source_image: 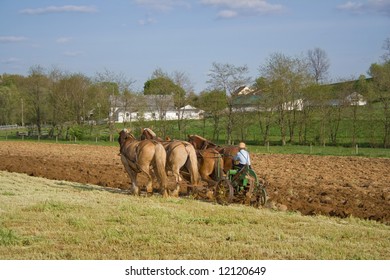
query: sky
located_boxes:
[0,0,389,93]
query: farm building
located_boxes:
[110,95,204,123]
[345,92,367,106]
[231,79,368,112]
[310,91,368,107]
[232,89,304,112]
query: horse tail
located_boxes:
[154,142,167,190]
[213,150,224,180]
[184,144,201,186]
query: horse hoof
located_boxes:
[170,189,180,198]
[131,188,140,196]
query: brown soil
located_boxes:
[1,141,389,224]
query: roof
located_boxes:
[180,105,202,111]
[231,95,265,107]
[111,94,175,112]
[232,85,252,96]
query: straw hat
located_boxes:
[239,142,246,149]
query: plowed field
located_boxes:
[1,141,389,224]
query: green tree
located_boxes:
[47,68,70,137]
[144,76,185,106]
[172,71,193,138]
[369,62,390,147]
[0,75,22,125]
[206,62,251,144]
[259,53,311,145]
[350,75,369,146]
[307,47,330,84]
[299,83,318,144]
[143,70,188,138]
[95,69,135,141]
[63,74,92,124]
[197,90,227,141]
[252,77,276,145]
[23,66,50,135]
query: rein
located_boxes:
[197,150,222,159]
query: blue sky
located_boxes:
[1,0,389,92]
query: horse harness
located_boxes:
[165,141,191,159]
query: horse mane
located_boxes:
[119,129,136,144]
[191,134,207,141]
[144,128,156,138]
[190,134,218,149]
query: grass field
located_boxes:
[1,111,389,158]
[1,171,389,260]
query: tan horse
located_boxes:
[187,134,239,173]
[194,148,224,185]
[141,128,201,194]
[118,129,168,197]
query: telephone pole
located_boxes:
[21,98,24,127]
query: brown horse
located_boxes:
[195,148,224,185]
[187,134,239,173]
[118,129,168,197]
[141,128,201,194]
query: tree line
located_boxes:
[1,42,389,147]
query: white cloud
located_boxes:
[0,36,27,43]
[201,0,285,18]
[63,51,83,57]
[56,37,72,44]
[134,0,191,12]
[217,10,238,18]
[19,5,97,15]
[1,57,21,64]
[338,1,364,11]
[138,16,157,25]
[338,0,390,16]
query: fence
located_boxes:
[0,124,21,130]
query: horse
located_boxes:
[140,127,163,141]
[187,134,240,173]
[194,148,224,186]
[141,128,201,194]
[118,129,168,197]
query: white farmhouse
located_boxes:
[110,95,203,123]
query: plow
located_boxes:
[214,164,268,207]
[190,163,268,208]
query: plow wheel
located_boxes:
[214,178,234,205]
[251,186,267,208]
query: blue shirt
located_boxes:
[234,149,251,166]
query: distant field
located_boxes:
[1,171,389,260]
[0,136,389,158]
[1,108,389,157]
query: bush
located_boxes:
[68,125,85,140]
